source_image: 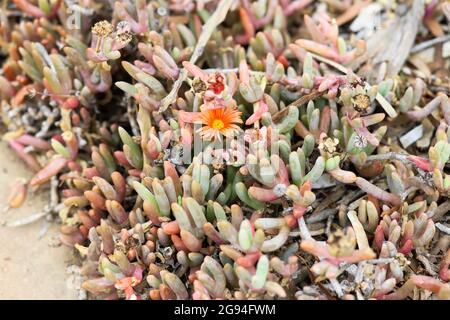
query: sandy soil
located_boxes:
[0,141,78,299]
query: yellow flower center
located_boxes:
[212,119,225,130]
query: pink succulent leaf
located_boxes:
[134,61,156,75]
[114,2,146,34]
[355,126,379,147]
[9,140,41,172]
[13,0,46,18]
[277,158,290,185]
[355,177,402,206]
[300,239,376,265]
[135,0,149,33]
[440,249,450,282]
[248,186,280,201]
[178,110,201,125]
[283,0,314,16]
[374,225,385,252]
[245,100,269,125]
[161,131,172,150]
[202,93,227,110]
[407,155,432,172]
[86,48,108,63]
[304,15,327,44]
[239,60,250,84]
[181,127,193,146]
[147,140,160,160]
[293,203,307,218]
[183,61,209,82]
[347,114,379,146]
[327,85,339,99]
[295,39,339,61]
[30,156,69,186]
[398,239,413,255]
[114,264,143,298]
[317,76,337,92]
[15,134,51,150]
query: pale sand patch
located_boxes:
[0,141,77,299]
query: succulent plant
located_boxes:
[1,0,449,301]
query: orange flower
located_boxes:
[196,107,243,140]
